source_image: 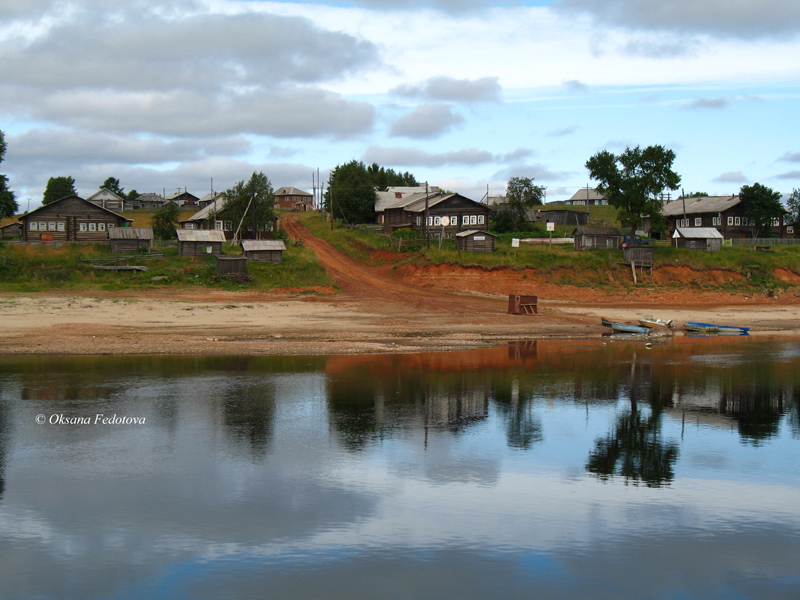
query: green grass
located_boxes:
[0,239,332,293]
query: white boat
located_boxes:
[638,316,674,329]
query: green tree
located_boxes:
[126,189,139,203]
[43,176,77,205]
[325,160,377,224]
[225,172,276,238]
[505,176,545,231]
[151,202,180,240]
[0,130,18,219]
[366,163,418,190]
[785,188,800,227]
[585,145,681,240]
[740,182,784,238]
[101,177,124,196]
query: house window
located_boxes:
[416,216,421,226]
[772,217,780,226]
[215,221,224,230]
[225,221,233,231]
[57,222,65,232]
[99,223,106,231]
[427,216,433,226]
[89,223,97,231]
[694,217,702,227]
[434,216,441,226]
[478,215,484,225]
[735,217,740,226]
[79,223,88,231]
[462,215,469,225]
[108,224,115,229]
[470,215,477,225]
[788,226,794,234]
[47,222,56,231]
[728,216,733,226]
[29,222,38,231]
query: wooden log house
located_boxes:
[20,195,132,243]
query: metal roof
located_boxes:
[108,227,153,240]
[241,240,287,251]
[455,229,494,238]
[274,186,312,197]
[184,198,227,222]
[662,195,740,216]
[175,229,227,242]
[674,227,723,239]
[20,195,132,222]
[573,226,620,236]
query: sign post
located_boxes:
[546,222,555,249]
[512,237,520,258]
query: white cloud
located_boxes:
[390,76,501,103]
[389,104,464,139]
[363,145,493,166]
[713,171,749,183]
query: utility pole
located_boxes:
[424,182,430,248]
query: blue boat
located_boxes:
[684,322,750,334]
[601,318,650,334]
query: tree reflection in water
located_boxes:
[586,352,680,488]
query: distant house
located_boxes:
[375,186,438,225]
[131,193,167,210]
[167,191,200,207]
[662,195,793,239]
[20,195,132,243]
[455,230,496,252]
[198,192,226,209]
[274,187,313,211]
[109,227,153,253]
[179,196,278,240]
[241,239,287,262]
[175,229,226,256]
[572,226,621,250]
[566,188,608,206]
[672,227,723,252]
[86,188,126,211]
[383,192,492,237]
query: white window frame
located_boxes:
[478,215,485,225]
[98,222,106,231]
[89,222,97,231]
[727,216,734,226]
[462,215,469,225]
[434,216,441,226]
[788,226,794,234]
[57,222,65,232]
[79,223,88,232]
[29,222,38,231]
[470,215,477,225]
[215,220,224,230]
[694,217,702,227]
[47,222,56,231]
[107,223,115,229]
[735,217,740,226]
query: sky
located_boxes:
[1,0,800,210]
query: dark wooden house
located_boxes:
[20,195,132,243]
[241,239,287,262]
[109,227,153,252]
[455,230,496,252]
[572,226,621,250]
[0,221,23,238]
[175,229,226,256]
[672,227,723,251]
[529,208,589,227]
[180,197,278,240]
[383,192,492,238]
[663,195,794,239]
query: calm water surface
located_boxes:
[0,337,799,599]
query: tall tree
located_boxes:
[101,177,124,196]
[151,202,180,240]
[0,130,18,219]
[585,145,681,240]
[366,163,418,190]
[739,182,784,238]
[225,172,276,238]
[43,176,77,205]
[325,160,377,224]
[505,176,545,231]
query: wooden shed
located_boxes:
[175,229,226,256]
[672,227,723,252]
[455,229,496,252]
[20,195,132,243]
[572,226,621,250]
[108,227,153,252]
[241,239,287,262]
[216,255,248,275]
[0,221,22,238]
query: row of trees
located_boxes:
[0,131,18,220]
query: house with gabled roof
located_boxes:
[274,187,313,211]
[376,186,439,225]
[382,191,492,238]
[179,196,279,240]
[566,188,608,206]
[20,195,132,243]
[662,195,793,239]
[87,188,126,211]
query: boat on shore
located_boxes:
[684,322,750,334]
[638,316,674,329]
[601,318,651,334]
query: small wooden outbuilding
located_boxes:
[0,221,22,238]
[455,229,496,252]
[241,239,287,262]
[175,229,226,256]
[216,255,248,275]
[108,227,153,252]
[672,227,723,252]
[572,226,621,250]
